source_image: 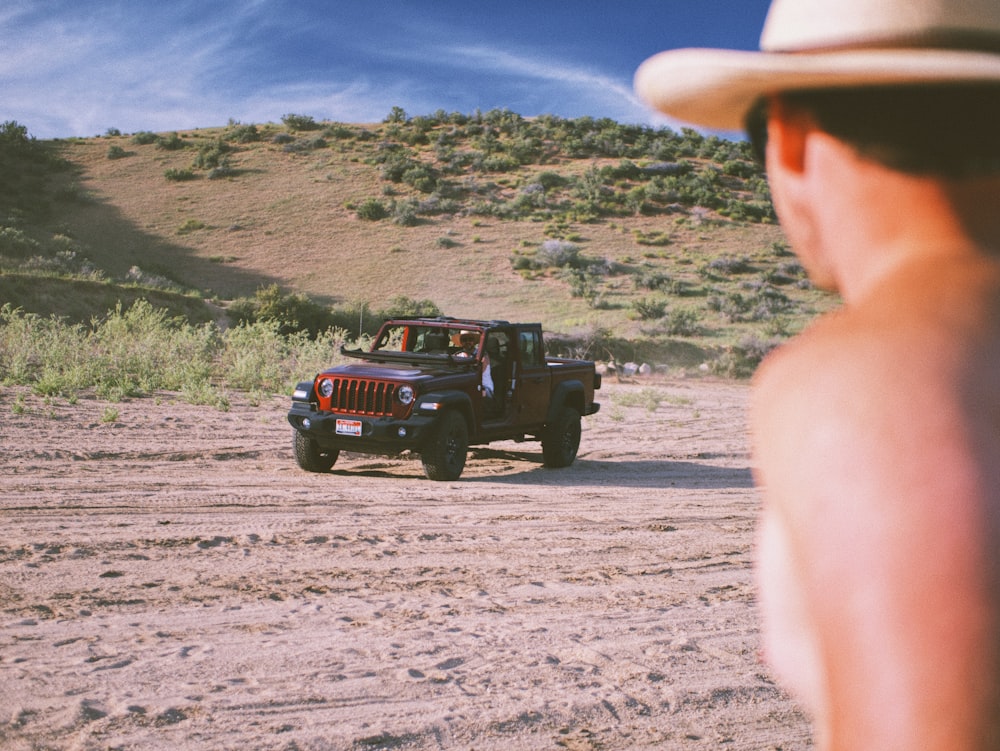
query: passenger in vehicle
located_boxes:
[456,330,495,402]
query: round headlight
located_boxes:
[397,385,415,405]
[318,378,334,398]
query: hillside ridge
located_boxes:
[0,111,836,371]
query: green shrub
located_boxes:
[220,319,297,392]
[721,159,757,178]
[576,272,606,307]
[633,230,672,246]
[392,200,419,226]
[379,295,441,318]
[0,121,31,153]
[107,145,129,160]
[131,131,158,145]
[225,123,260,143]
[710,335,781,378]
[324,124,356,140]
[663,307,702,336]
[631,297,668,320]
[0,301,370,403]
[384,106,407,124]
[0,301,218,400]
[635,270,672,291]
[510,253,534,271]
[176,218,205,234]
[401,164,437,193]
[208,165,236,180]
[193,139,232,169]
[229,284,334,337]
[719,199,775,222]
[476,153,520,172]
[281,113,320,132]
[536,171,567,190]
[0,226,41,257]
[164,168,196,181]
[356,198,389,221]
[700,255,754,278]
[770,240,793,257]
[614,387,667,412]
[156,132,186,151]
[282,136,326,153]
[707,284,794,323]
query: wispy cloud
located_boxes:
[0,0,673,138]
[1,2,270,135]
[444,44,648,118]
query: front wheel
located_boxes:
[293,431,339,472]
[421,411,468,481]
[541,406,581,468]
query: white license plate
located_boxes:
[335,419,363,437]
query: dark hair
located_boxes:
[747,84,1000,177]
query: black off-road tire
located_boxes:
[421,411,468,481]
[293,431,339,472]
[541,406,581,468]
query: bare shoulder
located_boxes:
[751,309,883,444]
[755,256,1000,429]
[751,254,1000,517]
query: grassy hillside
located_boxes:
[0,111,838,375]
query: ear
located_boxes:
[763,96,837,289]
[766,96,812,175]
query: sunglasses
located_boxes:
[745,98,769,166]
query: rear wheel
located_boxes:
[421,411,468,481]
[541,406,581,468]
[293,431,339,472]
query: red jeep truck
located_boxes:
[287,317,601,480]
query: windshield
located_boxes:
[372,325,482,356]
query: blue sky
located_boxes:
[2,1,772,140]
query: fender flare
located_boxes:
[415,390,475,431]
[291,381,317,403]
[546,379,585,423]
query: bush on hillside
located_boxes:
[225,123,260,143]
[228,284,334,338]
[0,121,30,149]
[711,335,781,379]
[281,114,321,132]
[164,168,196,182]
[156,132,186,151]
[630,297,668,321]
[193,140,232,169]
[355,198,389,221]
[662,307,702,336]
[0,226,42,257]
[380,295,442,319]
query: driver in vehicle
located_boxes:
[455,330,479,357]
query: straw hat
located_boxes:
[634,0,1000,131]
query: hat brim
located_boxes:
[635,47,1000,131]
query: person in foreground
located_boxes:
[635,0,1000,748]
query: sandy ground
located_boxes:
[0,379,812,750]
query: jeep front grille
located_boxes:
[323,378,396,416]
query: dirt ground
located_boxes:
[0,379,812,750]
